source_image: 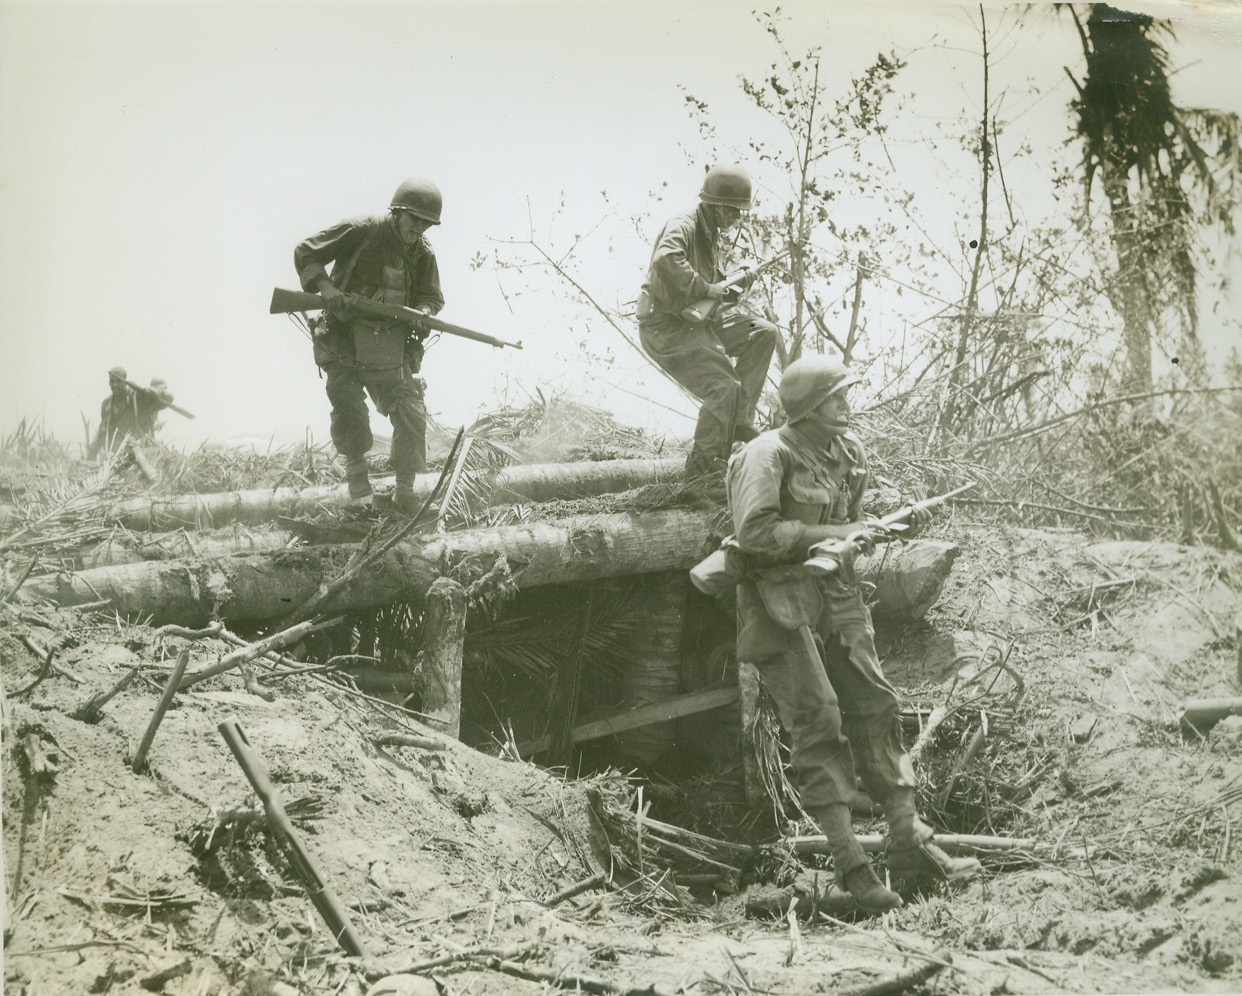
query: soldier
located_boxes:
[294,178,446,514]
[727,355,982,911]
[134,378,176,439]
[637,165,778,497]
[88,366,138,458]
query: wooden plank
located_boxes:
[517,684,740,757]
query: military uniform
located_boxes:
[638,203,776,480]
[295,213,444,482]
[723,355,983,908]
[727,423,916,814]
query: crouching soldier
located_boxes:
[295,178,446,513]
[727,355,982,910]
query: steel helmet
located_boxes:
[108,366,127,381]
[390,178,442,225]
[779,355,861,422]
[699,165,752,209]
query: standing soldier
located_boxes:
[295,178,446,513]
[727,355,982,911]
[636,165,778,498]
[88,366,138,458]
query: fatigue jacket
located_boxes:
[295,214,444,320]
[638,204,724,319]
[727,423,869,566]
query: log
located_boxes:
[25,519,959,630]
[420,578,466,739]
[104,456,685,531]
[76,525,296,569]
[617,572,686,763]
[1179,697,1242,735]
[25,508,718,624]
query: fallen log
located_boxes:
[77,525,297,569]
[105,456,685,531]
[1179,697,1242,736]
[25,508,719,624]
[25,516,959,628]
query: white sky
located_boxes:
[2,1,1240,452]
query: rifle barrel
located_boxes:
[269,287,522,350]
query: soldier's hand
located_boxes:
[317,281,349,316]
[409,308,432,337]
[737,264,756,291]
[843,526,877,557]
[705,281,730,300]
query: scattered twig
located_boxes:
[1,557,38,604]
[545,872,607,908]
[71,666,141,722]
[132,648,191,773]
[11,642,58,699]
[178,616,343,689]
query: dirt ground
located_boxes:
[2,520,1240,995]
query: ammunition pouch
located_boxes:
[752,566,823,633]
[689,537,749,596]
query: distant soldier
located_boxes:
[134,378,176,439]
[636,165,778,497]
[89,366,137,458]
[88,368,177,459]
[294,178,446,514]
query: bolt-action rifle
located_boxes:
[217,720,368,958]
[681,248,793,324]
[269,287,523,351]
[118,378,196,420]
[689,482,976,596]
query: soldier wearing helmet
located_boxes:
[294,178,446,513]
[726,355,982,911]
[88,367,176,458]
[636,165,777,495]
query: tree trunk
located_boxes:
[616,572,687,763]
[25,508,720,624]
[104,456,685,531]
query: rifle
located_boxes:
[270,287,523,351]
[118,378,196,420]
[681,248,793,323]
[689,482,976,595]
[217,720,368,958]
[804,482,977,574]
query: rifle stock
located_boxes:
[217,720,368,958]
[270,287,522,350]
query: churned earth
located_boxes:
[2,519,1240,995]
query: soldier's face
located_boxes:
[109,377,127,397]
[807,390,851,435]
[712,205,743,229]
[394,211,432,245]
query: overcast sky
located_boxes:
[2,1,1240,452]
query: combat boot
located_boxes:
[836,861,904,913]
[345,457,372,504]
[391,475,420,517]
[886,839,982,889]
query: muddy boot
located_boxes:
[837,860,904,913]
[392,475,420,517]
[345,456,372,505]
[886,839,982,889]
[813,803,904,912]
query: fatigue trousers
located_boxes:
[316,324,427,479]
[737,579,916,811]
[639,312,777,478]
